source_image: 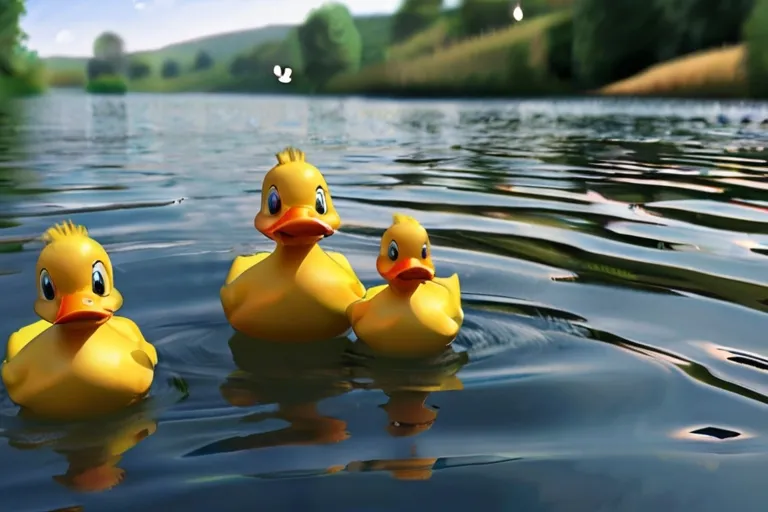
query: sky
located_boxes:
[21,0,456,57]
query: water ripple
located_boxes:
[1,93,768,510]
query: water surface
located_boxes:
[1,91,768,511]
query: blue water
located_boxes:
[0,91,768,511]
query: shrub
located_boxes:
[193,50,213,71]
[161,59,180,79]
[86,75,127,94]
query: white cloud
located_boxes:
[133,2,146,10]
[54,29,74,45]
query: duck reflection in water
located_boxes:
[192,333,353,456]
[345,346,467,480]
[6,410,156,493]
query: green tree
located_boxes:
[572,0,662,88]
[745,0,768,98]
[655,0,755,61]
[459,0,514,36]
[297,3,362,88]
[391,0,443,43]
[93,32,125,74]
[0,0,26,76]
[161,59,180,78]
[193,49,213,71]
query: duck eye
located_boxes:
[315,187,327,214]
[92,261,109,296]
[39,269,55,301]
[266,186,281,215]
[421,243,428,259]
[387,240,399,261]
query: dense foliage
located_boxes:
[573,0,757,88]
[744,0,768,97]
[297,3,362,87]
[391,0,442,43]
[572,0,662,88]
[656,0,755,61]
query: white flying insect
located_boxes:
[512,3,524,21]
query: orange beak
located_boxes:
[382,258,435,282]
[261,207,334,242]
[55,293,112,325]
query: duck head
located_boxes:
[254,147,341,247]
[376,213,435,292]
[34,221,122,327]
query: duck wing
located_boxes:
[326,251,366,298]
[433,274,464,325]
[225,252,270,285]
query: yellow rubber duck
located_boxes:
[220,147,365,342]
[347,213,464,358]
[2,221,158,421]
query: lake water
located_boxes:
[1,91,768,512]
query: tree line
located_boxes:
[81,0,768,97]
[86,31,216,87]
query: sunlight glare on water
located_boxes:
[0,91,768,511]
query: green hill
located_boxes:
[43,24,292,86]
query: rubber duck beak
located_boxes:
[382,258,435,283]
[262,206,334,243]
[55,292,113,325]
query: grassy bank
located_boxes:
[326,11,574,97]
[599,45,748,98]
